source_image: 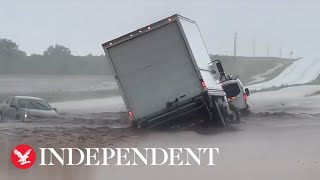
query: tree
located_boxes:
[30,53,41,57]
[43,44,72,56]
[0,38,26,57]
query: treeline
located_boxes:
[0,38,111,75]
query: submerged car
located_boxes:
[0,96,59,121]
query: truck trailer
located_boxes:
[102,14,233,128]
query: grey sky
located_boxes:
[1,0,319,58]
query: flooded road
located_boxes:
[50,96,125,114]
[1,85,320,179]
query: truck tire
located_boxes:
[130,120,139,128]
[241,108,251,116]
[0,111,3,121]
[229,103,240,122]
[213,101,226,126]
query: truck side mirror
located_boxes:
[216,61,225,75]
[245,88,250,96]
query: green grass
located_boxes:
[0,55,298,102]
[210,55,296,85]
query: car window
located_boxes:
[18,99,52,110]
[12,98,17,106]
[5,98,13,105]
[223,83,241,97]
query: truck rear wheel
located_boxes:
[213,101,226,126]
[0,112,3,121]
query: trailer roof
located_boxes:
[102,14,196,48]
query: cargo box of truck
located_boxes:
[102,14,232,128]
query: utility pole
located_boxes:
[233,33,238,58]
[279,48,282,58]
[267,41,270,57]
[253,37,256,57]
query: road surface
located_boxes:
[0,85,320,180]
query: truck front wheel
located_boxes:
[241,107,251,116]
[130,120,139,128]
[228,103,240,122]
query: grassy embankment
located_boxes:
[0,55,296,102]
[211,55,296,85]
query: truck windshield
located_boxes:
[223,83,241,97]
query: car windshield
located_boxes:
[18,99,52,110]
[223,83,241,97]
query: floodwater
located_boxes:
[1,77,320,179]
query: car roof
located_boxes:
[12,96,45,101]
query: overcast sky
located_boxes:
[1,0,319,58]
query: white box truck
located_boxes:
[102,14,233,128]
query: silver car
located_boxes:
[0,96,59,121]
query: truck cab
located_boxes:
[210,60,251,115]
[221,76,251,115]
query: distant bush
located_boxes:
[43,44,72,56]
[0,39,112,75]
[0,38,26,57]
